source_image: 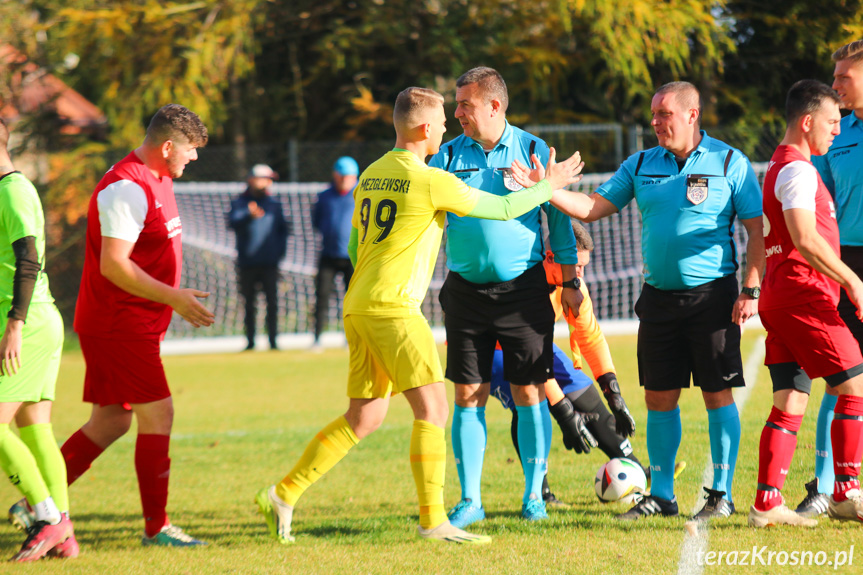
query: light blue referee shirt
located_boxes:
[429,121,578,284]
[812,112,863,246]
[596,131,762,291]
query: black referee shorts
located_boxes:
[635,274,744,392]
[839,246,863,355]
[440,262,554,386]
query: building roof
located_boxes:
[0,44,106,136]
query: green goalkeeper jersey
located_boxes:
[0,172,53,304]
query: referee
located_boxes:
[543,81,764,521]
[430,67,582,527]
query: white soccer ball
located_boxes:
[594,458,647,504]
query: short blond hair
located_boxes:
[393,87,444,132]
[833,40,863,64]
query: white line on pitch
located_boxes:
[676,335,766,575]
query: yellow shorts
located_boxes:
[0,302,64,403]
[345,314,443,399]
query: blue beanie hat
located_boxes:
[333,156,359,176]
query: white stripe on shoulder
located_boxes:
[775,160,817,212]
[97,179,148,242]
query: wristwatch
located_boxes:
[561,278,581,290]
[741,286,760,299]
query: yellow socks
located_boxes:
[276,416,358,506]
[274,415,447,530]
[0,423,50,508]
[410,420,447,529]
[19,423,69,513]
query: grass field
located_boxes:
[0,330,859,574]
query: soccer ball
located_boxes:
[594,458,647,504]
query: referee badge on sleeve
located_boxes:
[686,176,708,205]
[500,168,524,191]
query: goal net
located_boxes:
[167,163,767,349]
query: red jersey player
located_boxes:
[64,105,213,546]
[749,80,863,527]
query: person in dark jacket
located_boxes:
[310,157,357,350]
[228,164,290,350]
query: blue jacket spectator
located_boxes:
[227,164,290,350]
[313,164,355,259]
[310,156,358,349]
[229,179,290,267]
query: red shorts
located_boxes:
[761,300,863,380]
[79,334,171,406]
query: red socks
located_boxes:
[754,407,802,512]
[136,434,171,538]
[61,429,105,485]
[832,395,863,502]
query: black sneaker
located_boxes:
[615,495,678,521]
[692,487,735,520]
[795,479,829,518]
[543,491,571,509]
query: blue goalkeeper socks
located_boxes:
[815,393,837,495]
[707,403,740,502]
[647,407,681,502]
[451,405,486,506]
[516,400,551,505]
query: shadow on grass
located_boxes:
[0,512,143,554]
[297,524,367,538]
[54,511,266,548]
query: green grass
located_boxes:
[0,330,859,573]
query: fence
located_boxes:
[163,162,767,340]
[178,122,783,183]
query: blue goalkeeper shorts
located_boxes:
[490,343,593,410]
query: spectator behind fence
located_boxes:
[310,156,358,351]
[228,164,290,351]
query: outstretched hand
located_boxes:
[511,148,584,191]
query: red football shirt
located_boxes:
[760,145,841,311]
[74,152,183,339]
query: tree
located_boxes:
[251,0,732,143]
[0,1,268,320]
[46,0,263,148]
[712,1,863,160]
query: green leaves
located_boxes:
[46,0,262,147]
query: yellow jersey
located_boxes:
[344,150,480,317]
